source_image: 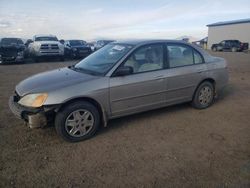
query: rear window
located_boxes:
[35,37,58,41]
[69,40,86,46]
[1,38,24,45]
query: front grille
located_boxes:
[40,44,59,50]
[40,44,49,50]
[1,50,18,57]
[51,44,59,49]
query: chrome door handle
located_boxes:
[154,75,164,79]
[197,69,205,73]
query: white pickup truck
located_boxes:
[28,35,64,62]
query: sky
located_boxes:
[0,0,250,41]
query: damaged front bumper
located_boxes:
[9,95,56,128]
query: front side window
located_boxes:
[167,44,203,68]
[75,43,134,75]
[123,44,164,73]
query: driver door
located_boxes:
[109,44,167,118]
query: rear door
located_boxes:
[164,43,206,105]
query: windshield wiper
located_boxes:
[68,65,101,76]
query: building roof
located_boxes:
[207,18,250,27]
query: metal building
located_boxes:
[207,18,250,49]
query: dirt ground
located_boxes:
[0,52,250,188]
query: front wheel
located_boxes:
[59,56,65,61]
[55,101,100,142]
[192,81,214,109]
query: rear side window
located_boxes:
[166,44,203,68]
[194,50,203,64]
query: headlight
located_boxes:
[18,93,48,107]
[17,51,24,56]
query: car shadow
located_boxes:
[97,102,191,135]
[98,85,235,136]
[214,83,236,103]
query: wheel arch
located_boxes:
[57,97,108,127]
[193,78,216,99]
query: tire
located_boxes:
[59,56,65,62]
[34,57,40,62]
[231,47,237,52]
[55,101,100,142]
[212,47,217,52]
[192,81,214,109]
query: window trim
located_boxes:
[165,42,205,69]
[111,43,166,77]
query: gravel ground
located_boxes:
[0,52,250,188]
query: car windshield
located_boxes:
[35,37,58,41]
[1,38,24,45]
[69,40,86,46]
[74,43,134,75]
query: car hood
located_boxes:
[0,44,25,50]
[16,67,98,96]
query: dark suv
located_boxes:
[0,38,25,64]
[211,40,249,52]
[64,40,92,59]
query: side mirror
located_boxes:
[59,39,65,44]
[114,66,133,76]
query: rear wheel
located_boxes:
[34,57,40,62]
[55,101,100,142]
[212,47,217,52]
[231,47,237,52]
[192,81,214,109]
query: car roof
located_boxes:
[34,34,57,38]
[113,39,212,61]
[1,37,22,40]
[113,39,191,46]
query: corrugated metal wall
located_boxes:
[207,23,250,49]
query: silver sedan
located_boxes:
[9,40,228,142]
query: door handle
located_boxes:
[154,75,164,79]
[197,69,205,73]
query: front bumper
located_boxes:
[0,56,24,63]
[36,50,64,57]
[9,95,49,128]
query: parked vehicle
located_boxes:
[64,40,92,59]
[28,35,64,62]
[9,40,228,142]
[0,38,25,64]
[211,40,249,52]
[93,40,115,51]
[86,42,95,52]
